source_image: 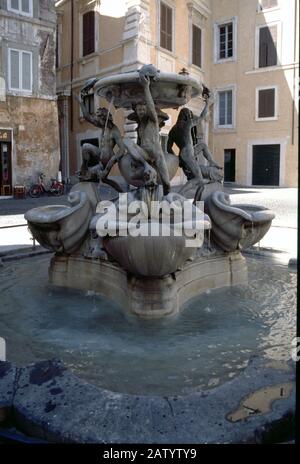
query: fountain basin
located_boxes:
[25,191,93,255]
[0,254,296,442]
[95,70,201,109]
[205,191,275,252]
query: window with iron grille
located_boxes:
[83,11,95,57]
[160,2,173,51]
[192,25,202,68]
[218,22,233,60]
[257,88,276,118]
[259,25,277,67]
[218,90,233,126]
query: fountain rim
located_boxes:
[95,70,202,109]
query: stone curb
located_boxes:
[0,357,295,444]
[0,248,51,262]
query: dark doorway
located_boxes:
[0,135,12,194]
[224,148,236,182]
[252,144,280,186]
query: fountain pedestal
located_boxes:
[49,251,247,318]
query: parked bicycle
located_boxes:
[29,173,64,198]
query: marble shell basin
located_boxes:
[118,152,179,187]
[205,191,275,252]
[103,232,196,277]
[25,191,93,254]
[101,213,211,277]
[95,71,201,109]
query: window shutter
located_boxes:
[83,11,95,57]
[259,26,277,67]
[192,25,201,67]
[160,3,172,51]
[166,5,172,51]
[22,52,31,90]
[10,50,20,89]
[258,88,275,118]
[160,3,166,49]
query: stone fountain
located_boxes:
[25,65,275,318]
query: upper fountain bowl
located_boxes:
[95,70,202,109]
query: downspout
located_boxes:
[70,0,74,132]
[291,0,297,145]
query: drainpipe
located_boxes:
[291,0,297,145]
[70,0,74,132]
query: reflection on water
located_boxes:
[0,254,296,396]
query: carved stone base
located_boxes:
[49,252,248,318]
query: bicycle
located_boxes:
[29,173,64,198]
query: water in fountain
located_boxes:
[0,254,296,396]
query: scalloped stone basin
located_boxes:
[95,70,202,109]
[205,191,275,252]
[25,191,93,255]
[103,233,195,277]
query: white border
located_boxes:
[0,127,15,190]
[213,16,237,64]
[8,48,33,94]
[79,9,99,59]
[157,0,176,53]
[255,85,278,121]
[246,138,286,186]
[214,84,236,130]
[7,0,33,17]
[255,21,282,69]
[190,22,204,70]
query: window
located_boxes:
[192,25,202,68]
[259,25,277,67]
[160,2,173,51]
[218,90,233,127]
[82,11,95,57]
[260,0,278,10]
[8,49,32,92]
[85,94,95,115]
[7,0,33,16]
[256,87,277,119]
[217,22,233,60]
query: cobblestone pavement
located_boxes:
[0,185,297,256]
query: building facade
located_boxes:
[0,0,60,195]
[56,0,298,187]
